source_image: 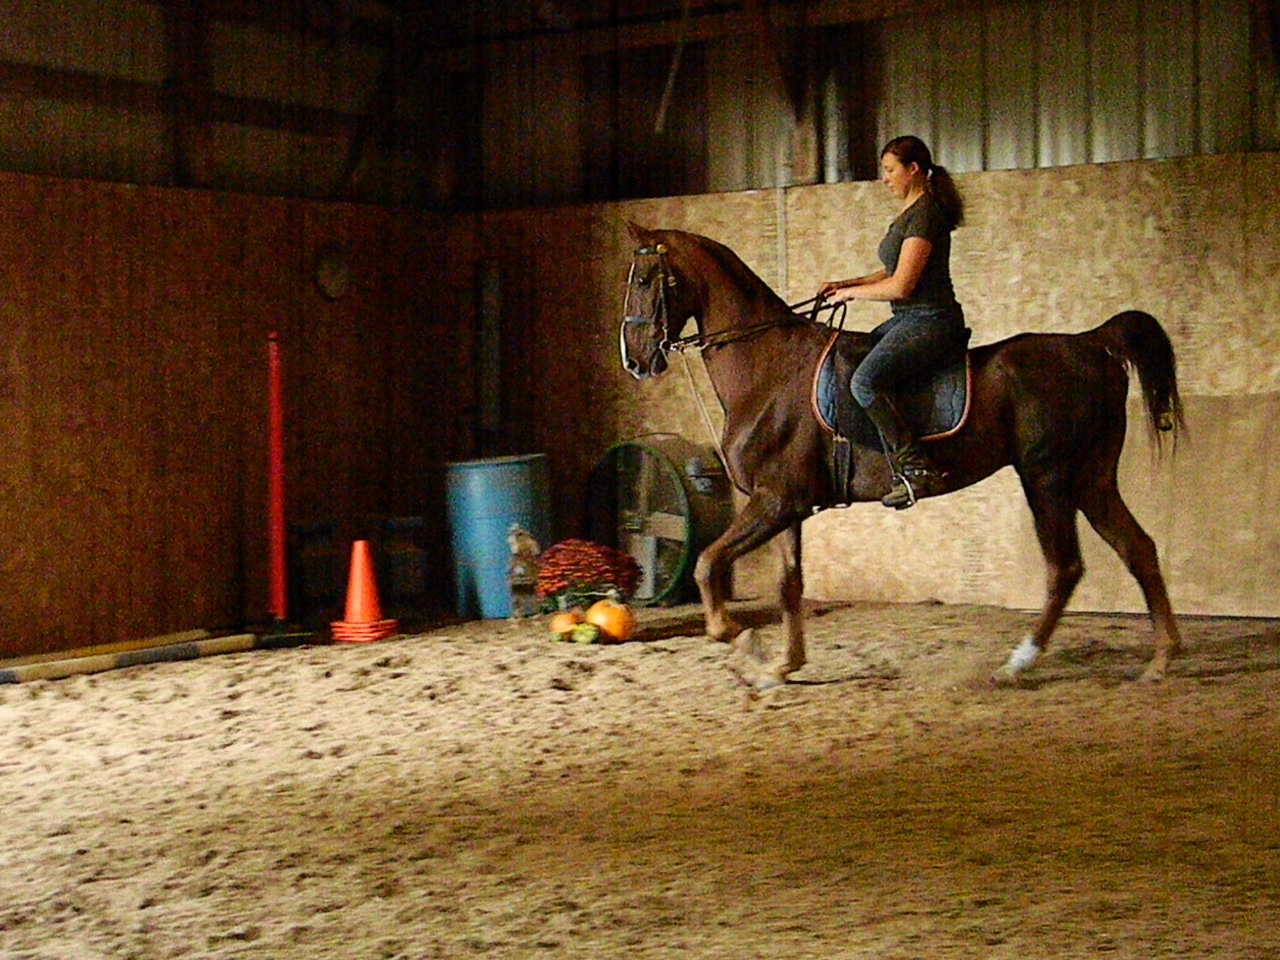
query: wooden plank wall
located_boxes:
[0,174,478,658]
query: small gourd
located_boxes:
[549,610,584,638]
[569,622,602,644]
[585,599,637,643]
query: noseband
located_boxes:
[620,243,677,375]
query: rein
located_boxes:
[669,298,847,352]
[623,243,849,362]
[664,315,809,353]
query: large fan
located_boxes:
[586,435,733,605]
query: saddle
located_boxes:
[810,329,972,504]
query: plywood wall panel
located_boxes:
[476,204,651,541]
[784,155,1280,616]
[145,192,245,634]
[27,180,100,651]
[549,153,1280,618]
[89,185,152,643]
[0,177,51,653]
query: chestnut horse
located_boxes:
[619,224,1185,688]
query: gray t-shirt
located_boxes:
[877,193,957,315]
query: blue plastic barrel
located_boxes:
[446,454,551,619]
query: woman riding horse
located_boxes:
[621,220,1184,688]
[818,135,966,510]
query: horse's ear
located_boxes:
[625,220,648,244]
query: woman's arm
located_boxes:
[817,268,886,300]
[823,237,931,304]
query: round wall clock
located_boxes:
[314,244,352,300]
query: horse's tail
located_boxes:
[1093,310,1186,450]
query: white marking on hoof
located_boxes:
[755,674,786,693]
[993,635,1039,682]
[1137,660,1169,683]
[1008,635,1040,672]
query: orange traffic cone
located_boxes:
[331,540,398,643]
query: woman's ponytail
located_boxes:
[926,164,964,230]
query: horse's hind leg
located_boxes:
[769,521,806,679]
[1081,481,1182,681]
[994,477,1083,683]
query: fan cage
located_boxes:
[585,434,733,606]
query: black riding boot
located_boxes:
[861,395,948,509]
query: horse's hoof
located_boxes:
[726,657,780,692]
[989,665,1026,688]
[732,628,769,663]
[754,674,787,693]
[1135,662,1168,683]
[709,620,744,645]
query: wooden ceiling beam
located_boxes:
[203,90,357,138]
[422,0,974,70]
[149,0,395,49]
[0,60,164,113]
[142,0,991,68]
[0,58,362,139]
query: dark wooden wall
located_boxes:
[0,173,479,658]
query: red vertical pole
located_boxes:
[268,331,287,622]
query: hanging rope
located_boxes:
[678,350,728,472]
[654,0,692,133]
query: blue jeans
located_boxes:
[850,305,967,409]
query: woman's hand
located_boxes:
[820,246,929,305]
[818,269,886,303]
[817,280,847,301]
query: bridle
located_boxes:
[620,241,851,377]
[620,243,678,377]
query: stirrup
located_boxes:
[882,465,946,510]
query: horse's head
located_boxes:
[619,224,697,380]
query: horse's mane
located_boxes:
[664,229,793,315]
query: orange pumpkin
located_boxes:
[549,610,584,636]
[585,599,637,643]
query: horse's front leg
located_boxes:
[695,487,799,679]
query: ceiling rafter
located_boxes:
[151,0,396,49]
[0,0,987,201]
[162,0,213,187]
[418,0,975,70]
[0,60,162,113]
[0,58,362,138]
